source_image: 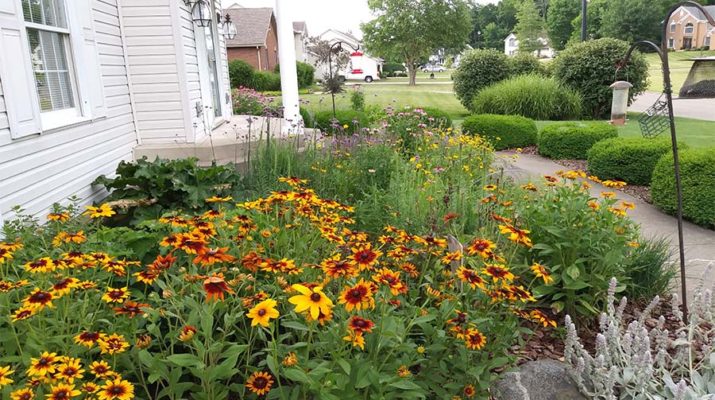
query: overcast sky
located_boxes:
[232,0,498,38]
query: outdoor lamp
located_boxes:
[223,14,237,40]
[191,0,212,27]
[609,81,633,126]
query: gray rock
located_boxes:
[492,360,586,400]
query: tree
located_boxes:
[599,0,666,43]
[468,0,521,50]
[546,0,579,50]
[516,0,547,55]
[362,0,471,86]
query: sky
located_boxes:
[232,0,498,38]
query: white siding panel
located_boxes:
[0,0,138,219]
[180,8,204,140]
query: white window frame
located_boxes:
[22,0,90,131]
[706,36,712,47]
[670,23,676,33]
[668,38,675,49]
[685,23,694,35]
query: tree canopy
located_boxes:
[362,0,472,85]
[515,0,547,54]
[546,0,580,50]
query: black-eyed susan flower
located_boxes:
[84,203,115,218]
[397,365,411,377]
[89,361,113,379]
[113,301,150,318]
[56,358,84,383]
[22,288,55,310]
[102,287,129,304]
[246,298,280,327]
[202,274,234,302]
[372,268,406,296]
[342,330,365,350]
[351,243,382,270]
[46,383,81,400]
[98,377,134,400]
[441,251,463,265]
[288,284,333,320]
[498,224,532,248]
[530,263,553,284]
[482,264,515,282]
[0,365,14,387]
[11,306,36,322]
[282,352,298,367]
[456,267,486,290]
[245,371,274,396]
[24,258,55,274]
[51,277,80,297]
[74,331,105,348]
[463,328,486,350]
[82,382,99,394]
[10,388,34,400]
[27,352,58,377]
[463,384,476,398]
[466,238,496,258]
[179,325,197,342]
[338,279,375,311]
[205,195,233,203]
[320,254,359,279]
[97,334,129,355]
[347,316,375,334]
[47,212,70,222]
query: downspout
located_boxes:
[116,0,141,146]
[257,46,262,70]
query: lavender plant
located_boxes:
[564,269,715,400]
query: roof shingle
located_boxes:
[226,7,274,48]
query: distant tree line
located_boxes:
[470,0,715,52]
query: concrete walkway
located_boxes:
[497,151,715,296]
[631,91,715,121]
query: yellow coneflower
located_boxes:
[338,279,375,311]
[97,377,134,400]
[282,352,298,367]
[46,383,81,400]
[27,352,58,377]
[245,371,274,396]
[83,203,116,218]
[530,263,553,284]
[10,388,34,400]
[97,334,129,355]
[246,298,280,328]
[89,361,113,379]
[288,284,333,320]
[0,365,14,387]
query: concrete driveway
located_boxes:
[631,91,715,121]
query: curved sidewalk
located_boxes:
[631,91,715,121]
[497,151,715,296]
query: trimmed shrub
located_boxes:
[229,59,254,89]
[383,62,406,77]
[462,114,537,150]
[587,137,681,186]
[471,74,582,120]
[275,62,315,89]
[538,122,617,159]
[508,53,547,76]
[651,148,715,228]
[419,107,452,128]
[452,49,511,109]
[314,109,370,134]
[552,38,648,119]
[299,107,315,128]
[251,71,282,92]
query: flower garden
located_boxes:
[0,109,680,399]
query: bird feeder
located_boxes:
[609,81,633,125]
[679,57,715,98]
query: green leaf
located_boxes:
[388,380,422,390]
[166,354,204,368]
[337,359,351,375]
[284,368,312,384]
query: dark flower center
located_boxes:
[310,293,322,302]
[257,309,266,316]
[254,377,268,389]
[109,386,125,395]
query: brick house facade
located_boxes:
[225,7,278,71]
[667,5,715,50]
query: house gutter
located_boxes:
[115,0,142,146]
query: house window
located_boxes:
[670,23,676,33]
[685,23,694,35]
[21,0,77,115]
[668,38,675,49]
[706,36,712,47]
[509,38,516,47]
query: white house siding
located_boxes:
[0,0,137,220]
[122,0,189,143]
[178,2,204,141]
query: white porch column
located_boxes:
[275,0,302,134]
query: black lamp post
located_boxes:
[617,1,715,322]
[327,41,359,119]
[581,0,588,41]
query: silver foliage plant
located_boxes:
[564,275,715,400]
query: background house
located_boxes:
[667,5,715,50]
[293,21,308,62]
[503,33,555,59]
[0,0,233,222]
[308,28,383,80]
[225,6,278,70]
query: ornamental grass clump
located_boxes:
[565,273,715,399]
[0,170,554,399]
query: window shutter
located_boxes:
[70,0,106,119]
[0,0,43,138]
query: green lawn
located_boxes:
[644,50,715,93]
[535,113,715,148]
[300,71,469,120]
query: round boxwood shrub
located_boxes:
[587,137,682,186]
[462,114,538,150]
[508,53,547,76]
[538,122,617,160]
[419,107,452,128]
[552,38,648,119]
[470,74,582,120]
[314,110,369,134]
[651,149,715,228]
[452,49,511,110]
[251,71,282,92]
[275,62,315,89]
[299,107,315,128]
[229,59,254,89]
